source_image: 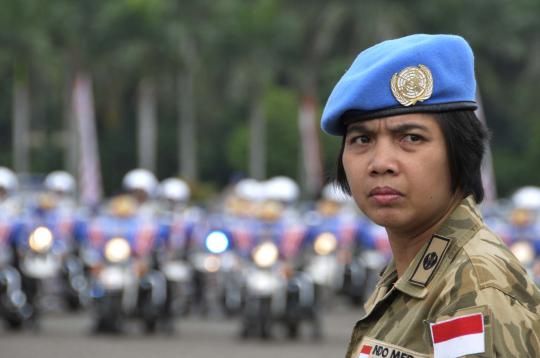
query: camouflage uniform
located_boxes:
[346,196,540,357]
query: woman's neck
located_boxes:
[387,195,462,278]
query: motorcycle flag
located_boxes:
[73,72,103,207]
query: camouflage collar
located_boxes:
[380,196,483,299]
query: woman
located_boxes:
[321,34,540,357]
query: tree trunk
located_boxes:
[177,69,197,181]
[249,94,266,180]
[64,73,79,180]
[293,4,343,196]
[137,77,157,173]
[12,68,30,174]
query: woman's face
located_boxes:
[342,113,454,236]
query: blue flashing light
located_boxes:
[205,231,230,254]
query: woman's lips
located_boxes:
[368,186,404,205]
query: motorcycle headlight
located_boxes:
[314,232,337,256]
[205,230,230,254]
[28,226,53,253]
[252,242,279,268]
[204,255,221,272]
[510,241,535,266]
[104,237,131,263]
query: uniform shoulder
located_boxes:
[462,228,523,285]
[459,227,540,311]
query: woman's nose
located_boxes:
[368,141,399,176]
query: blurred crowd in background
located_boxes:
[0,166,539,339]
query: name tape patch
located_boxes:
[355,336,429,358]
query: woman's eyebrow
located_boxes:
[386,122,430,134]
[346,121,429,135]
[346,123,372,135]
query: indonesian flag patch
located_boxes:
[430,313,485,358]
[357,344,372,358]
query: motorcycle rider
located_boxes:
[302,184,361,296]
[154,177,199,325]
[156,177,201,254]
[84,194,164,333]
[507,186,540,285]
[43,171,77,209]
[13,170,85,319]
[121,171,172,332]
[122,168,159,218]
[260,177,305,264]
[241,177,317,339]
[0,167,23,215]
[44,171,89,309]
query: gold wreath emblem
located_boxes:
[390,64,433,106]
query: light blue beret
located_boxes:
[321,34,477,135]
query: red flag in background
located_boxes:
[73,72,103,207]
[298,95,323,196]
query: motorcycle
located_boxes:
[84,200,167,333]
[17,195,88,314]
[0,216,31,329]
[303,231,341,299]
[87,235,138,333]
[240,220,321,340]
[241,240,286,339]
[15,224,64,326]
[155,248,192,327]
[0,265,31,329]
[342,222,388,306]
[188,222,243,317]
[302,200,386,307]
[288,231,342,339]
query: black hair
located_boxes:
[335,110,489,203]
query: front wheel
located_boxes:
[258,297,273,339]
[240,296,273,339]
[143,318,157,334]
[94,293,124,333]
[4,316,24,330]
[286,321,299,339]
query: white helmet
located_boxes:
[0,167,18,193]
[234,178,265,202]
[122,168,158,196]
[321,183,350,204]
[511,186,540,210]
[44,171,76,194]
[265,176,299,203]
[158,178,190,202]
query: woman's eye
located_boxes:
[403,134,422,142]
[351,135,370,144]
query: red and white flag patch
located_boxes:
[357,344,372,358]
[430,313,485,358]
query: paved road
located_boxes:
[0,303,360,358]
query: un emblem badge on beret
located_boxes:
[391,64,433,106]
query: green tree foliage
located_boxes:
[0,0,538,197]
